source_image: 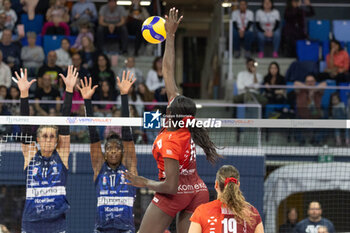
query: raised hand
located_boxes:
[117,71,135,95]
[123,170,148,188]
[164,7,183,36]
[59,65,79,93]
[77,76,98,100]
[13,68,36,98]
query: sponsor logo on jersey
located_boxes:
[104,206,124,212]
[34,198,55,204]
[33,167,38,176]
[97,196,134,207]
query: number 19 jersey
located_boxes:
[190,200,262,233]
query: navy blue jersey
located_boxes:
[22,150,69,222]
[95,163,136,232]
[293,218,335,233]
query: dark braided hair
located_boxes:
[168,95,221,164]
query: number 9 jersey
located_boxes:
[190,200,262,233]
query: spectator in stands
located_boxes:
[79,35,97,69]
[127,0,149,56]
[0,12,6,38]
[21,32,45,77]
[118,56,144,88]
[318,226,329,233]
[6,86,20,116]
[34,73,61,116]
[294,75,325,119]
[0,50,11,88]
[90,53,115,90]
[97,0,128,54]
[0,29,21,69]
[0,85,7,99]
[103,109,122,139]
[234,58,267,105]
[317,39,350,84]
[42,0,70,36]
[92,80,117,117]
[0,224,10,233]
[55,38,72,70]
[46,0,69,23]
[70,0,97,34]
[71,53,89,79]
[283,0,314,57]
[255,0,281,58]
[293,201,335,233]
[329,92,349,146]
[146,56,167,102]
[37,51,64,89]
[279,207,298,233]
[294,75,326,145]
[138,83,156,111]
[71,23,94,52]
[263,61,286,104]
[3,0,17,31]
[21,0,49,20]
[231,0,254,58]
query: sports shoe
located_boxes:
[273,51,279,58]
[258,52,264,58]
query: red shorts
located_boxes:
[152,176,209,217]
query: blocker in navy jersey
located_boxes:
[22,150,69,227]
[95,162,136,232]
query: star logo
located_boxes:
[143,110,162,129]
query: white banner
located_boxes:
[26,186,66,198]
[97,196,134,207]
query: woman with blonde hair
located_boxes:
[189,165,264,233]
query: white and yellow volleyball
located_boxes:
[141,16,166,44]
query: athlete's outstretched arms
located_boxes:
[77,76,101,181]
[116,71,138,175]
[15,68,37,169]
[124,157,179,194]
[57,65,78,169]
[163,7,183,101]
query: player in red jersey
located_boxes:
[124,7,221,233]
[189,165,264,233]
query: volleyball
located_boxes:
[141,16,166,44]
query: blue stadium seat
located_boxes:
[21,35,43,46]
[319,61,327,72]
[285,61,319,82]
[308,20,330,42]
[333,20,350,42]
[339,82,350,106]
[21,14,44,35]
[43,35,77,55]
[296,40,319,62]
[321,79,336,118]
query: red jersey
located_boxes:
[152,128,197,180]
[190,200,262,233]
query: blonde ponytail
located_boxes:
[216,165,257,226]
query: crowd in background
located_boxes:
[0,0,349,146]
